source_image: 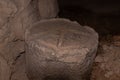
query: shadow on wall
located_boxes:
[58,0,120,14]
[58,0,120,35]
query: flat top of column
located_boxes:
[25,18,98,50]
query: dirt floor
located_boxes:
[59,6,120,80]
[91,35,120,80]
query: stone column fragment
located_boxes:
[25,18,99,80]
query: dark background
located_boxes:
[58,0,120,35]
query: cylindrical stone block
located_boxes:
[25,18,98,80]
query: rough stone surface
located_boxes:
[0,56,10,80]
[0,0,38,63]
[25,18,98,80]
[10,53,29,80]
[0,0,59,80]
[10,0,40,40]
[38,0,59,19]
[91,35,120,80]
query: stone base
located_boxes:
[25,18,99,80]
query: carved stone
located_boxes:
[25,18,99,80]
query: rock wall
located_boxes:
[0,0,59,80]
[91,35,120,80]
[38,0,59,19]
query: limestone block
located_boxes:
[25,18,98,80]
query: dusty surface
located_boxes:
[91,35,120,80]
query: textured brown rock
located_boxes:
[0,0,17,27]
[10,0,40,40]
[25,18,98,80]
[0,56,10,80]
[10,53,29,80]
[91,36,120,80]
[38,0,59,19]
[0,0,59,80]
[0,0,30,80]
[0,0,38,62]
[0,0,32,80]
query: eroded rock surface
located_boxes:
[0,56,10,80]
[38,0,59,19]
[0,0,59,80]
[91,35,120,80]
[25,18,98,80]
